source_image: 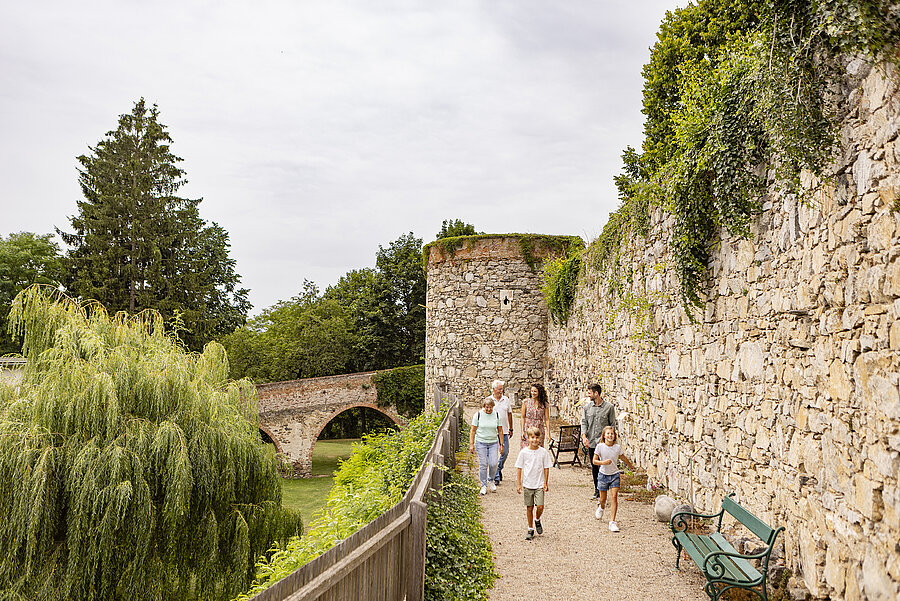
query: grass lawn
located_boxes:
[280,438,359,522]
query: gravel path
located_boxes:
[470,430,708,600]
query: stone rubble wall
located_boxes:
[257,371,403,476]
[546,62,900,600]
[425,237,558,407]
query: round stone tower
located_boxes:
[424,234,578,407]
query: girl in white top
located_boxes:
[592,426,635,532]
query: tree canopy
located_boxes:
[224,232,426,382]
[58,98,250,351]
[0,232,63,354]
[0,287,300,601]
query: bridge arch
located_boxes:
[256,371,410,476]
[258,425,283,454]
[307,403,404,471]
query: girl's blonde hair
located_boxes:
[600,426,617,445]
[525,426,541,438]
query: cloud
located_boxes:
[0,0,685,313]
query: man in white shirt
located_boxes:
[488,379,513,484]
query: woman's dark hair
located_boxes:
[531,383,548,408]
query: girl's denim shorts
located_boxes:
[597,472,621,491]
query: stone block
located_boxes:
[868,212,896,251]
[853,474,884,521]
[862,546,900,601]
[739,341,764,381]
[824,541,846,595]
[828,359,851,401]
[654,495,678,522]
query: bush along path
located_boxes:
[475,431,708,600]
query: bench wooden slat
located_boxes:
[677,533,745,582]
[674,532,761,584]
[723,496,775,543]
[710,533,762,582]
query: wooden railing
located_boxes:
[249,386,461,601]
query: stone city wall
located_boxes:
[546,62,900,600]
[425,236,571,407]
[257,371,403,476]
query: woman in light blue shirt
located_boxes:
[468,397,505,495]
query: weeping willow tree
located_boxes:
[0,286,302,601]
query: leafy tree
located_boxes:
[224,281,356,382]
[0,287,301,601]
[639,0,763,171]
[325,232,426,372]
[371,232,426,368]
[436,219,479,239]
[0,232,63,354]
[58,98,250,351]
[226,233,427,382]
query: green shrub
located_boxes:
[425,470,497,601]
[373,364,425,417]
[236,409,443,600]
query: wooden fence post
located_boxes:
[433,453,444,490]
[406,500,427,601]
[440,430,450,468]
[448,413,457,467]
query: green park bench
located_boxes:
[670,494,784,601]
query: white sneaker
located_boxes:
[594,504,604,520]
[609,521,620,532]
[488,481,497,493]
[480,486,487,495]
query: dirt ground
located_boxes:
[468,415,708,601]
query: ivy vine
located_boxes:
[541,243,585,324]
[590,0,900,318]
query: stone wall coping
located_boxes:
[256,370,380,393]
[424,233,582,266]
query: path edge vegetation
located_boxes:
[236,405,496,601]
[542,0,900,324]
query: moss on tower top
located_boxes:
[423,233,583,272]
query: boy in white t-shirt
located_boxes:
[515,426,553,540]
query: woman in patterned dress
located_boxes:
[519,383,550,449]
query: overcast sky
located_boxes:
[1,0,685,314]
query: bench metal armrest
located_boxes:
[702,549,767,580]
[670,508,724,533]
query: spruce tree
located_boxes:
[0,286,301,601]
[59,98,250,351]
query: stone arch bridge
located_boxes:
[256,371,406,477]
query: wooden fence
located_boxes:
[249,386,461,601]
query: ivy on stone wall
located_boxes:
[372,364,425,418]
[541,243,585,324]
[592,0,900,317]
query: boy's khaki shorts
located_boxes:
[523,487,544,507]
